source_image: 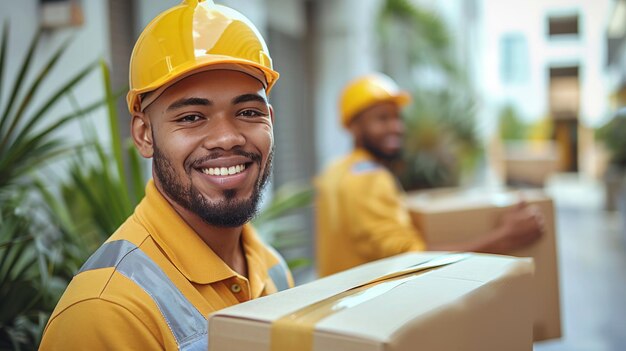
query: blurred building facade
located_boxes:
[476,0,613,179]
[607,0,626,109]
[408,0,614,182]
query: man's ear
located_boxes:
[269,104,275,124]
[131,112,154,158]
[347,119,361,139]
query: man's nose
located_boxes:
[391,117,405,134]
[202,116,246,151]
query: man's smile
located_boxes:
[192,154,259,190]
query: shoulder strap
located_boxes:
[80,240,207,351]
[265,245,291,292]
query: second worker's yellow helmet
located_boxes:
[339,73,411,127]
[126,0,279,113]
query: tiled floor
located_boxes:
[535,175,626,351]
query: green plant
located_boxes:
[253,182,314,271]
[377,1,482,190]
[0,194,47,350]
[378,0,457,77]
[498,104,528,140]
[394,89,482,190]
[46,62,144,240]
[597,109,626,168]
[0,21,101,349]
[0,28,101,193]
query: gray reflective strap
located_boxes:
[80,240,207,351]
[79,240,136,273]
[266,246,291,292]
[351,160,381,174]
[268,263,290,292]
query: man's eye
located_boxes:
[178,114,202,122]
[239,109,265,118]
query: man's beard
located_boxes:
[153,143,273,227]
[362,133,402,162]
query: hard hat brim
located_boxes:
[127,57,279,114]
[342,90,412,127]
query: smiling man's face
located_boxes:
[351,101,405,162]
[133,69,274,227]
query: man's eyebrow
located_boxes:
[167,97,211,111]
[232,94,267,105]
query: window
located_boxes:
[548,15,579,37]
[40,0,84,28]
[500,33,528,84]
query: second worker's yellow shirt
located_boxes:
[315,149,426,277]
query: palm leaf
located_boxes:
[0,30,41,136]
[0,98,105,187]
[0,21,9,106]
[0,23,102,350]
[253,183,314,225]
[0,36,74,152]
[100,61,133,209]
[8,59,99,151]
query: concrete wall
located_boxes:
[312,0,383,170]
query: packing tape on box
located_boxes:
[270,253,471,351]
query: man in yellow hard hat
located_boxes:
[40,1,292,349]
[316,73,543,277]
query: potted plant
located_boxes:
[497,105,557,187]
[596,107,626,211]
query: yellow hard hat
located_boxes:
[127,0,279,113]
[339,73,411,127]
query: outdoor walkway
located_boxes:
[536,174,626,351]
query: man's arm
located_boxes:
[428,201,544,253]
[343,170,426,261]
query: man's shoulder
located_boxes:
[49,238,155,319]
[45,237,177,346]
[41,264,170,349]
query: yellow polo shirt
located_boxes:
[315,149,426,277]
[40,180,293,350]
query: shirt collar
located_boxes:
[135,180,271,294]
[351,148,376,162]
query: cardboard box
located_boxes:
[405,188,561,341]
[208,252,534,351]
[502,140,558,186]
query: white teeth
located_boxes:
[201,164,247,176]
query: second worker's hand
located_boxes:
[492,201,545,252]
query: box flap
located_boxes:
[312,255,532,342]
[209,252,444,323]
